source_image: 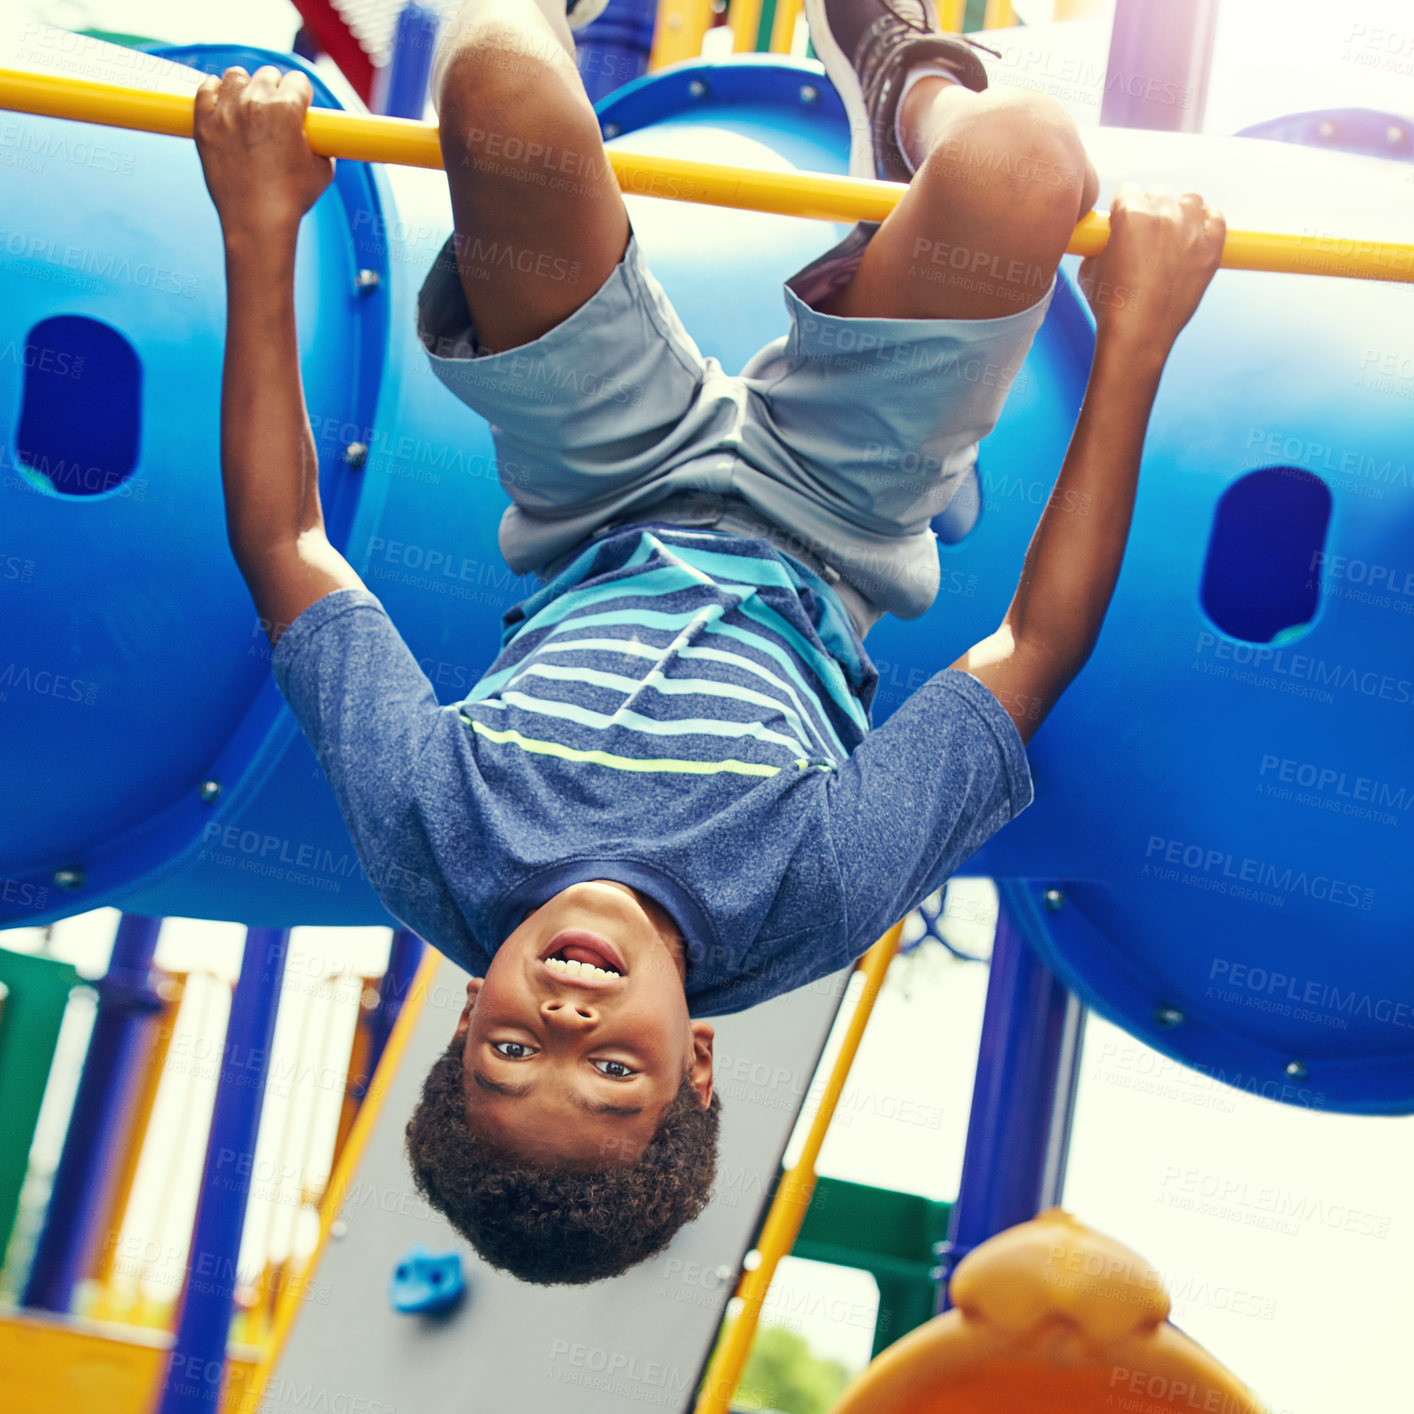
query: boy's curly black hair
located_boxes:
[405,1038,722,1285]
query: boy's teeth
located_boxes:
[545,955,619,979]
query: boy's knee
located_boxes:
[922,87,1090,213]
[975,87,1085,159]
[437,37,597,186]
[435,19,579,135]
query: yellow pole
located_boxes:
[0,66,443,166]
[3,67,1414,282]
[727,0,765,52]
[330,976,377,1168]
[650,0,716,69]
[87,977,185,1315]
[983,0,1016,28]
[769,0,804,54]
[693,921,906,1414]
[937,0,967,31]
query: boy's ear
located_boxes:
[688,1020,714,1109]
[453,977,484,1041]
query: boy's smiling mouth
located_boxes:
[540,930,626,984]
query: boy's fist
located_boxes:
[1077,184,1226,352]
[194,66,335,242]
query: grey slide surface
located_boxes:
[261,952,851,1414]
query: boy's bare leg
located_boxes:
[822,83,1100,322]
[433,0,629,353]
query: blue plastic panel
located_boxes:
[1236,107,1414,161]
[5,49,1414,1112]
[0,42,386,912]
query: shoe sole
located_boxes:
[804,0,941,181]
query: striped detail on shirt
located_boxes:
[460,717,786,777]
[459,529,868,775]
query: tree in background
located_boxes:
[734,1324,854,1414]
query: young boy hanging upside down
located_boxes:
[194,0,1224,1285]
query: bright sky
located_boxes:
[6,0,1414,1408]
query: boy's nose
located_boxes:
[541,997,597,1028]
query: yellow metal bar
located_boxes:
[88,976,185,1300]
[693,920,906,1414]
[769,0,804,54]
[650,0,716,69]
[0,66,442,166]
[937,0,967,31]
[2,66,1414,282]
[95,973,225,1331]
[223,947,443,1414]
[727,0,765,52]
[610,146,906,221]
[330,976,377,1169]
[982,0,1016,28]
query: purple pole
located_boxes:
[373,3,442,119]
[934,891,1084,1310]
[291,26,320,65]
[22,913,164,1313]
[156,928,289,1414]
[576,0,659,107]
[1099,0,1221,135]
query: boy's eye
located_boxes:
[593,1059,636,1079]
[491,1040,536,1060]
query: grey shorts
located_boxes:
[416,221,1053,637]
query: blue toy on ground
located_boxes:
[389,1246,466,1315]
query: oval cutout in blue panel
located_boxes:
[17,316,141,496]
[1200,466,1332,643]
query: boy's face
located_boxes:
[454,881,714,1165]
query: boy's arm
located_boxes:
[194,64,364,646]
[951,185,1226,744]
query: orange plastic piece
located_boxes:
[830,1209,1271,1414]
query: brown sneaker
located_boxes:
[804,0,994,181]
